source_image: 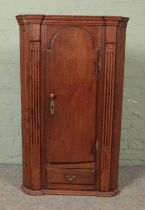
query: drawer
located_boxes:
[47,168,95,185]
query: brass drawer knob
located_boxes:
[64,174,76,181]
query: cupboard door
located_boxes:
[42,26,99,163]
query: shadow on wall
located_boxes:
[120,48,145,165]
[119,165,145,191]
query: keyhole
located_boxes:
[49,93,55,115]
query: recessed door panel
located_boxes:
[43,26,98,163]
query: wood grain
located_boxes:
[16,15,129,196]
[44,26,97,163]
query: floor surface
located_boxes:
[0,165,145,210]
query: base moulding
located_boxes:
[21,185,119,197]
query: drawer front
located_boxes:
[47,168,95,185]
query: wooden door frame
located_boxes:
[40,23,104,190]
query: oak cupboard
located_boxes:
[16,15,129,196]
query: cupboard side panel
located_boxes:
[40,24,48,189]
[28,23,42,190]
[99,25,117,192]
[110,26,127,191]
[19,25,31,188]
[19,23,42,190]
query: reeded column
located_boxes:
[99,18,128,193]
[16,15,43,191]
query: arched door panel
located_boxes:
[43,27,98,163]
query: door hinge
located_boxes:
[96,140,99,151]
[96,49,101,72]
[92,140,99,154]
[97,52,101,71]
